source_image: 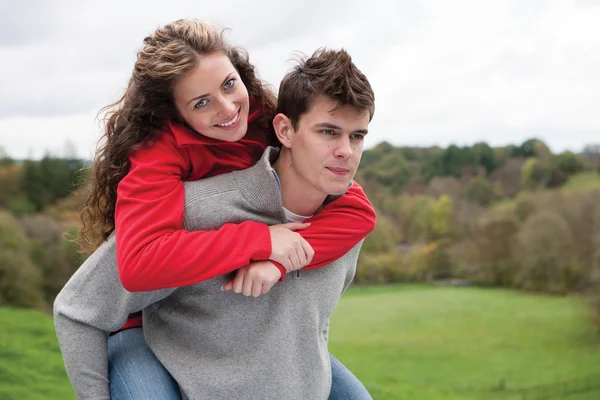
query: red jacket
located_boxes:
[115,105,376,293]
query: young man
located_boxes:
[54,48,375,399]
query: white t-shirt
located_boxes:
[283,207,312,223]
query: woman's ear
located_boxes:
[273,113,294,148]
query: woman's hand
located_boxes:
[268,222,314,272]
[221,261,282,297]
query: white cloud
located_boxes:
[0,0,599,158]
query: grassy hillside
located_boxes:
[329,285,600,399]
[3,285,600,399]
[0,307,75,400]
[563,172,600,191]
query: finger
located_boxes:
[301,239,315,265]
[289,249,302,271]
[282,222,311,232]
[242,274,253,297]
[281,259,293,273]
[295,242,308,268]
[262,280,275,295]
[221,280,233,291]
[232,271,245,294]
[252,281,263,297]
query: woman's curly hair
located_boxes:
[78,19,276,251]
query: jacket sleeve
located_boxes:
[300,181,376,270]
[53,237,175,399]
[114,133,272,292]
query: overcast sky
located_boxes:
[0,0,598,159]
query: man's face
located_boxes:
[285,95,370,196]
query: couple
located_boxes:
[54,19,376,399]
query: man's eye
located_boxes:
[351,134,365,140]
[321,129,335,135]
[224,79,235,89]
[195,99,208,109]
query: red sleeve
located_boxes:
[297,181,376,270]
[115,133,271,292]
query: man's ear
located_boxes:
[273,113,294,148]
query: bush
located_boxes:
[0,211,44,308]
[515,211,581,293]
[20,216,85,304]
[355,251,405,284]
[470,214,519,286]
[514,191,536,223]
[406,240,454,281]
[464,176,493,206]
[361,213,402,254]
[521,158,551,189]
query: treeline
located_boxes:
[0,150,88,309]
[359,139,600,200]
[356,138,600,329]
[0,150,88,216]
[1,140,600,328]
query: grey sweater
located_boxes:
[54,147,361,400]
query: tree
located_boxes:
[21,159,46,211]
[472,214,518,286]
[361,213,402,254]
[411,196,436,241]
[0,211,44,308]
[582,144,600,172]
[472,142,497,174]
[431,195,453,239]
[521,158,551,189]
[0,146,14,167]
[426,177,461,199]
[464,176,493,206]
[361,151,412,194]
[21,155,86,211]
[553,151,586,176]
[489,158,525,197]
[0,164,23,206]
[515,211,580,293]
[512,138,550,158]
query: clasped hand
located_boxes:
[221,222,314,297]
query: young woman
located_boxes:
[79,19,374,399]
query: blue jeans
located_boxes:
[108,328,180,400]
[108,327,371,400]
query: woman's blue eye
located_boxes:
[224,79,235,89]
[195,99,208,109]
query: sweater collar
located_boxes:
[233,147,286,221]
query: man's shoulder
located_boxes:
[182,147,280,205]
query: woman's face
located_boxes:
[173,52,250,142]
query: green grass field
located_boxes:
[2,285,600,399]
[563,172,600,191]
[0,307,75,400]
[329,285,600,399]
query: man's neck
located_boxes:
[273,153,327,216]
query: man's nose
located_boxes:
[334,136,353,159]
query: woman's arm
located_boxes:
[115,132,311,292]
[278,181,376,273]
[230,181,376,285]
[114,132,272,291]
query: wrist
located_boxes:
[271,261,286,282]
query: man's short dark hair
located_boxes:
[277,48,375,129]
